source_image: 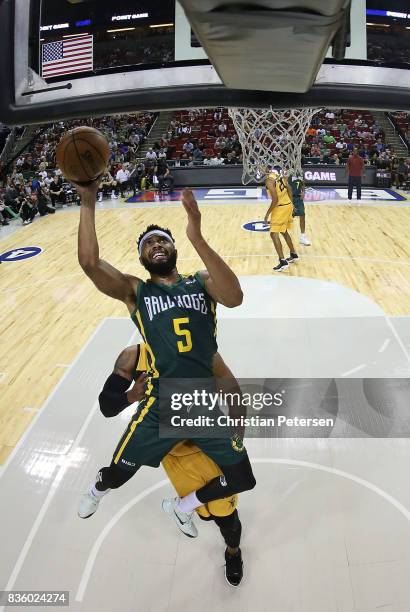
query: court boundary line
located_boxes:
[0,320,136,610]
[0,318,113,479]
[3,252,410,296]
[75,457,410,603]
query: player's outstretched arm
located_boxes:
[181,188,243,308]
[76,181,140,310]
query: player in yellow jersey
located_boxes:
[97,343,244,587]
[264,167,299,271]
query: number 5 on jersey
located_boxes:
[173,317,192,353]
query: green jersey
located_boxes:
[131,272,217,396]
[288,175,304,202]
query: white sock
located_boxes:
[176,491,201,514]
[90,485,111,498]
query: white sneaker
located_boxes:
[98,193,103,202]
[162,497,198,538]
[111,191,118,199]
[299,234,311,246]
[78,491,103,519]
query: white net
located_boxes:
[228,107,321,184]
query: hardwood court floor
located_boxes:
[0,200,410,463]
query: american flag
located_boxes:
[41,35,93,78]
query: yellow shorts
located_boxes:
[270,203,293,233]
[161,441,238,518]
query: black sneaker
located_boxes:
[273,259,289,271]
[286,252,299,263]
[225,548,243,587]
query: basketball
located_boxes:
[56,126,110,185]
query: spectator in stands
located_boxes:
[135,161,146,191]
[337,120,348,136]
[307,126,317,137]
[316,126,326,138]
[214,109,222,121]
[115,165,130,197]
[36,181,56,216]
[331,153,342,165]
[156,159,174,192]
[127,163,140,197]
[375,138,385,153]
[323,132,336,145]
[181,124,191,135]
[209,153,224,166]
[19,194,37,225]
[129,132,140,148]
[44,171,54,188]
[3,182,20,214]
[325,110,335,120]
[31,173,42,194]
[346,147,365,200]
[145,147,157,161]
[218,121,227,134]
[192,145,204,162]
[224,152,239,165]
[376,152,390,170]
[98,171,118,201]
[183,140,194,154]
[0,200,11,225]
[49,175,66,207]
[371,122,381,136]
[390,156,403,187]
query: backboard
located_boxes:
[0,0,409,125]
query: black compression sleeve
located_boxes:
[99,373,132,418]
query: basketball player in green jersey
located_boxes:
[75,182,255,538]
[288,174,311,246]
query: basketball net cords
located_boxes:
[228,107,321,184]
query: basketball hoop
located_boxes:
[228,107,321,184]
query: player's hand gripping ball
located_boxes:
[56,126,110,185]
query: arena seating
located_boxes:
[390,112,410,147]
[164,108,385,163]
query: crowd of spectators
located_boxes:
[0,112,156,229]
[390,111,410,146]
[93,29,174,71]
[367,27,410,66]
[159,107,408,173]
[157,107,409,187]
[157,108,244,166]
[1,107,410,232]
[304,110,410,186]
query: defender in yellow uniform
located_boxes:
[97,343,243,586]
[264,167,299,271]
